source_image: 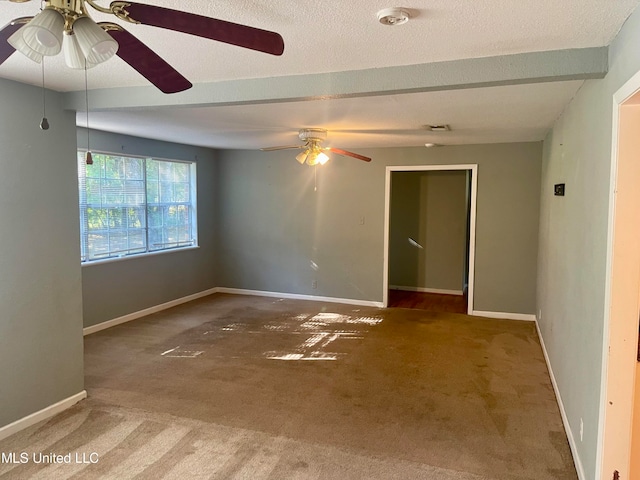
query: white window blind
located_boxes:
[77,151,197,263]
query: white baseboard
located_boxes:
[535,320,586,480]
[83,287,218,336]
[84,287,384,336]
[471,310,537,322]
[0,390,87,442]
[216,287,385,308]
[389,285,464,296]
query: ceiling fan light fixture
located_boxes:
[62,31,86,69]
[306,151,320,166]
[73,17,118,65]
[316,151,330,165]
[305,150,330,166]
[295,151,308,164]
[20,8,64,56]
[7,26,43,63]
[262,129,371,165]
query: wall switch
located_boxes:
[359,216,365,225]
[580,418,584,442]
[538,309,542,321]
[312,280,317,289]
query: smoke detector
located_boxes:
[377,8,411,26]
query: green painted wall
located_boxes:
[537,5,640,478]
[0,78,84,428]
[217,142,541,314]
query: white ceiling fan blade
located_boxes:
[260,145,305,151]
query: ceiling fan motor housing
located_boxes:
[298,128,327,143]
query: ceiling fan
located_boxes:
[0,0,284,93]
[261,129,372,166]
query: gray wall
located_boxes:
[217,142,541,314]
[77,129,218,327]
[0,79,84,428]
[389,171,468,292]
[537,6,640,478]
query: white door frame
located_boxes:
[597,68,640,479]
[382,164,478,314]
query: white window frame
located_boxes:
[77,150,198,264]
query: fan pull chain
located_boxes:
[85,62,93,165]
[39,59,49,130]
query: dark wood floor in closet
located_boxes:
[388,290,467,313]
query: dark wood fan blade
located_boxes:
[261,145,304,151]
[119,2,284,56]
[327,147,372,162]
[0,21,23,66]
[106,27,192,94]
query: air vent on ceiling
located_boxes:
[424,125,451,132]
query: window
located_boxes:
[77,151,197,263]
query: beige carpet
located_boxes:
[0,294,577,479]
[0,401,489,479]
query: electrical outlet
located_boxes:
[312,280,317,289]
[580,418,584,442]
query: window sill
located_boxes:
[81,245,200,267]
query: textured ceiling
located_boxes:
[1,0,639,148]
[77,81,586,149]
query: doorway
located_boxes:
[598,72,640,479]
[382,165,478,314]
